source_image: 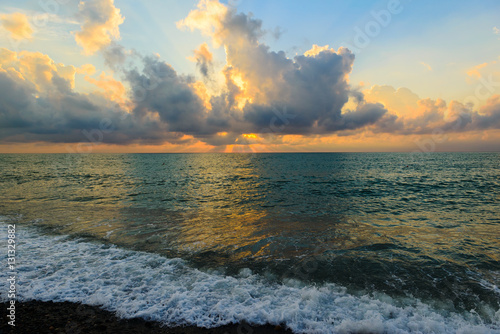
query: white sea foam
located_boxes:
[1,223,499,334]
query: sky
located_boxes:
[0,0,500,153]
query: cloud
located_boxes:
[1,1,386,147]
[271,26,285,40]
[188,43,213,78]
[494,26,500,36]
[101,42,129,70]
[304,44,331,57]
[2,0,500,152]
[362,84,500,136]
[420,61,432,71]
[467,62,488,79]
[466,61,498,83]
[176,0,229,46]
[0,48,181,145]
[85,71,127,104]
[237,48,388,134]
[125,55,215,135]
[0,48,77,92]
[471,95,500,129]
[179,0,388,135]
[76,63,96,75]
[0,12,34,40]
[364,85,420,117]
[74,0,124,55]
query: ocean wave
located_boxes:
[1,223,499,334]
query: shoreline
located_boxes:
[1,301,294,334]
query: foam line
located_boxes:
[1,224,499,334]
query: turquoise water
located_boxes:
[1,153,499,333]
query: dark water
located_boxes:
[1,153,499,333]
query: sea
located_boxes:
[0,153,499,333]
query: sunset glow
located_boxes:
[1,0,500,152]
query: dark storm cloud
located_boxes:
[0,67,182,144]
[211,8,388,135]
[125,55,215,135]
[0,70,36,130]
[324,102,388,132]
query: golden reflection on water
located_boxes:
[3,153,499,271]
[175,210,267,258]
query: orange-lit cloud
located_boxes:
[467,63,488,79]
[304,45,332,57]
[0,13,33,40]
[74,0,124,55]
[364,85,420,117]
[189,42,214,78]
[190,80,213,110]
[466,61,498,80]
[85,71,127,105]
[177,0,386,137]
[0,46,183,146]
[190,43,213,63]
[176,0,228,47]
[0,48,77,91]
[2,0,500,153]
[77,64,97,76]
